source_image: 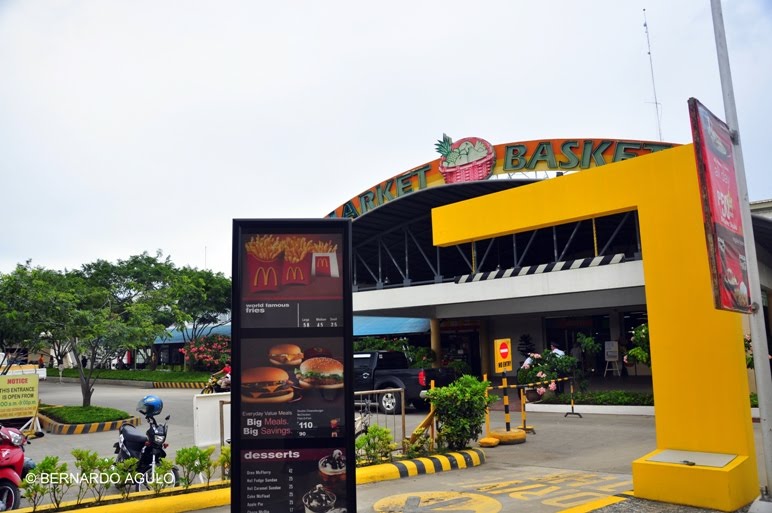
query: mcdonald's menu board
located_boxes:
[241,447,349,513]
[240,232,344,328]
[240,337,345,440]
[233,219,354,513]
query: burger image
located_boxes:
[268,343,304,366]
[241,367,294,403]
[295,357,344,389]
[304,346,333,360]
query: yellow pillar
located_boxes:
[431,145,757,511]
[430,318,441,369]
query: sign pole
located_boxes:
[710,0,772,502]
[501,372,511,432]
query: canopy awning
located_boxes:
[155,316,430,345]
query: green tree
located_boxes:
[170,267,231,371]
[0,262,70,373]
[70,252,180,406]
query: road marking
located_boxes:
[373,492,501,513]
[458,468,632,510]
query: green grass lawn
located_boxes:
[40,405,132,424]
[60,368,211,382]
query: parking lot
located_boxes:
[22,380,769,513]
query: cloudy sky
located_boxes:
[1,1,770,277]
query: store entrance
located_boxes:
[545,315,610,376]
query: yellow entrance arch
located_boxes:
[431,144,757,511]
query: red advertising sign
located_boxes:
[689,98,751,313]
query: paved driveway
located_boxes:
[24,381,768,512]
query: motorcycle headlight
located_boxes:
[9,431,24,447]
[153,434,165,444]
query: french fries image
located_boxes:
[245,234,283,262]
[311,240,338,254]
[283,236,314,264]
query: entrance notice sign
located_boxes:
[494,338,512,373]
[0,374,38,420]
[689,98,752,313]
[232,219,354,513]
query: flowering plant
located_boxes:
[179,334,231,371]
[517,350,577,396]
[624,323,651,367]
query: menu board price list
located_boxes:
[243,301,343,329]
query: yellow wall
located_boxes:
[432,144,758,510]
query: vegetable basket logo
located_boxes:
[435,134,495,183]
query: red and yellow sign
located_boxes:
[328,137,676,219]
[494,338,513,374]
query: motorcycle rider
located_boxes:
[212,360,231,392]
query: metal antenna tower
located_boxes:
[643,8,663,141]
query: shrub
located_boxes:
[71,449,113,503]
[517,351,577,397]
[176,445,217,489]
[355,425,395,466]
[402,428,432,460]
[217,445,231,481]
[21,467,48,512]
[426,375,498,451]
[33,456,71,509]
[112,457,139,499]
[626,323,651,367]
[539,390,654,406]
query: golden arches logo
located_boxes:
[254,267,278,287]
[285,266,304,281]
[316,256,330,269]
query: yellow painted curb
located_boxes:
[356,449,486,484]
[15,483,230,513]
[38,412,142,435]
[153,382,208,389]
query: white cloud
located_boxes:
[0,0,770,275]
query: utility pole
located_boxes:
[710,1,772,508]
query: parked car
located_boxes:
[353,351,457,414]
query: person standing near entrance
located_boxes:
[550,342,565,356]
[550,342,566,392]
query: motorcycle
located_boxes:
[201,374,230,394]
[0,424,41,510]
[113,395,179,490]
